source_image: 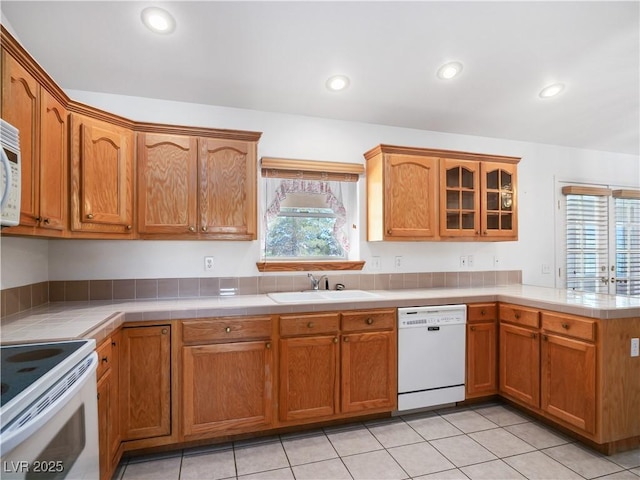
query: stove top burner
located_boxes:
[1,341,88,408]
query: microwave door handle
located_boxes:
[0,353,98,455]
[1,148,11,210]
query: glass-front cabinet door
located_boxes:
[440,159,479,237]
[481,162,518,239]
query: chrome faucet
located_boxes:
[308,273,328,290]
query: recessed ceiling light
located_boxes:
[326,75,350,92]
[539,83,565,98]
[437,62,463,80]
[141,7,176,34]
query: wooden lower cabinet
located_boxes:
[96,333,121,480]
[341,329,397,412]
[466,303,498,398]
[182,341,274,437]
[120,325,171,441]
[499,322,540,408]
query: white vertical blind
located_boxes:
[565,193,610,293]
[614,196,640,295]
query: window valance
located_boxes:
[261,157,364,182]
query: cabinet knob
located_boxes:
[344,337,349,343]
[480,310,486,316]
[126,225,132,230]
[225,326,231,333]
[266,342,271,349]
[87,213,94,219]
[470,326,476,331]
[366,318,374,325]
[515,313,521,319]
[101,356,108,363]
[333,337,338,343]
[201,226,208,232]
[188,226,195,232]
[111,341,117,347]
[561,323,569,329]
[531,333,537,339]
[35,216,41,222]
[161,328,168,335]
[387,229,392,235]
[307,322,314,328]
[543,335,548,341]
[43,218,50,225]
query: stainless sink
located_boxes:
[268,289,381,304]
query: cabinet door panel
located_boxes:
[138,133,198,234]
[97,371,112,480]
[466,321,498,398]
[384,154,438,238]
[120,326,171,440]
[279,336,339,421]
[499,323,540,408]
[182,341,273,437]
[199,138,256,238]
[39,90,66,231]
[440,159,480,237]
[342,330,397,412]
[541,334,596,433]
[481,162,518,239]
[1,51,39,226]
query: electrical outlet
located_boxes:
[371,256,381,271]
[631,338,639,357]
[542,263,551,274]
[395,256,402,269]
[460,256,467,268]
[204,256,214,272]
[467,255,474,268]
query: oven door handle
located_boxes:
[0,352,98,456]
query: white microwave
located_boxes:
[1,119,21,227]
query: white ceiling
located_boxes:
[2,1,639,155]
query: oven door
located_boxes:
[0,354,99,480]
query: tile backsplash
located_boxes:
[1,270,521,318]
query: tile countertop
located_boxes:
[1,284,639,345]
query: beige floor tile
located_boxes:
[122,457,182,480]
[503,451,583,479]
[387,441,455,477]
[608,448,640,469]
[413,468,469,480]
[180,449,236,480]
[281,432,338,466]
[342,449,409,480]
[405,414,463,440]
[429,435,497,468]
[439,410,498,433]
[237,468,294,480]
[474,405,530,427]
[367,419,424,448]
[594,471,640,480]
[461,459,526,479]
[504,422,571,449]
[543,443,624,479]
[234,441,289,476]
[291,458,353,480]
[469,428,536,458]
[631,466,640,476]
[326,424,384,456]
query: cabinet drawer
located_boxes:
[342,309,396,332]
[96,337,112,379]
[182,316,272,344]
[542,312,596,342]
[280,313,339,337]
[499,304,539,328]
[468,303,497,322]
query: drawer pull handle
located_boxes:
[225,327,231,333]
[161,328,168,335]
[366,318,374,325]
[307,322,314,328]
[561,323,569,329]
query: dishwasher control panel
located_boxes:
[398,304,466,328]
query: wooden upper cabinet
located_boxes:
[365,145,438,241]
[70,114,134,235]
[137,133,198,235]
[1,49,67,234]
[481,162,518,239]
[199,138,257,239]
[440,159,480,237]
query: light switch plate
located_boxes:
[631,338,639,357]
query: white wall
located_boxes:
[0,237,49,289]
[2,91,638,288]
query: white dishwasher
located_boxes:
[397,304,466,412]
